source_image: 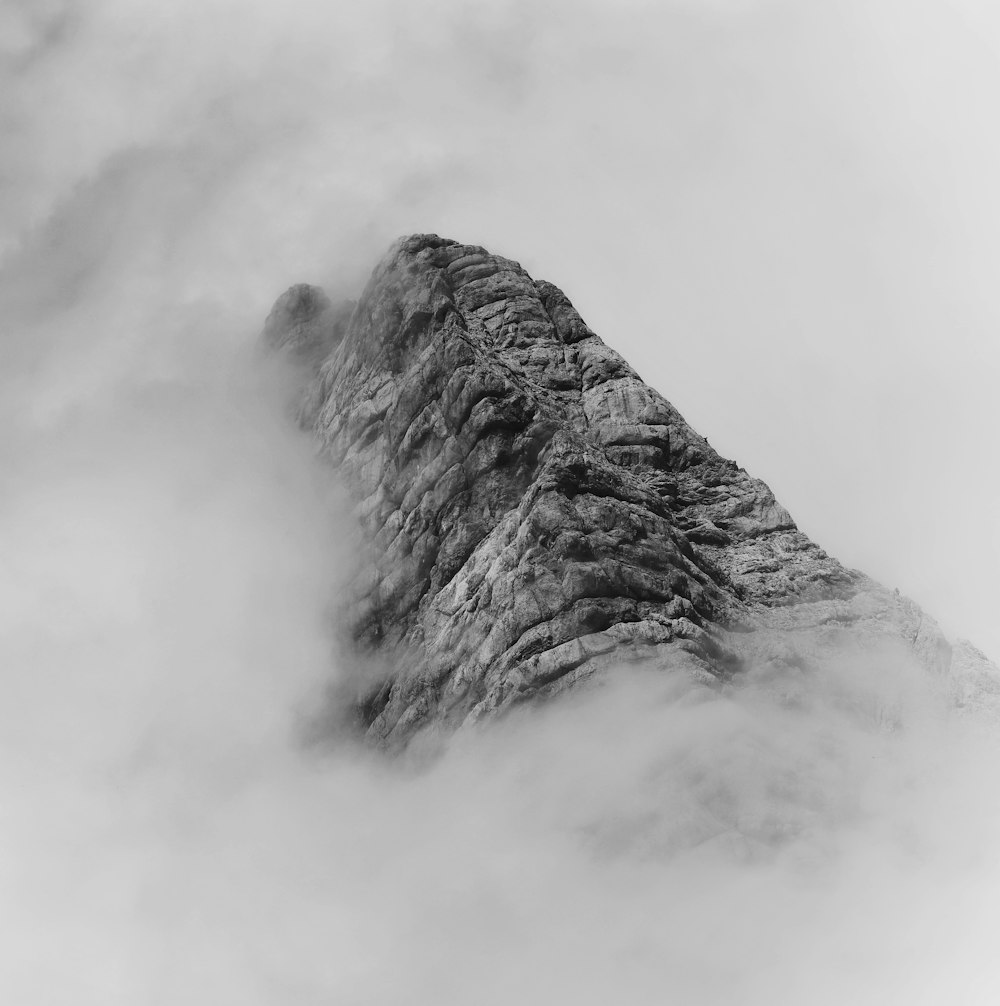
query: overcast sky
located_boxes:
[3,0,997,657]
[4,3,1000,1003]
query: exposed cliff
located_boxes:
[263,234,996,746]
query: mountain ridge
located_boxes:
[263,233,996,745]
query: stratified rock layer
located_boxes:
[263,234,992,746]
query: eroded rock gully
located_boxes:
[263,234,997,746]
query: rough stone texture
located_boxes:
[263,234,998,746]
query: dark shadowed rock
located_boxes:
[264,234,998,746]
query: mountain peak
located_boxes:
[265,235,996,746]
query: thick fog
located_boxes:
[3,1,1000,1003]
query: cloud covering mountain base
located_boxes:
[1,337,998,1005]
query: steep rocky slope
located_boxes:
[263,234,995,746]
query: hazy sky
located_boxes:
[3,2,1000,1003]
[3,0,997,656]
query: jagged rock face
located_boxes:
[264,234,987,746]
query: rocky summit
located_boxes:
[263,234,998,747]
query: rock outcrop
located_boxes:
[263,234,996,746]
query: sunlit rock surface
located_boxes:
[263,234,998,745]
